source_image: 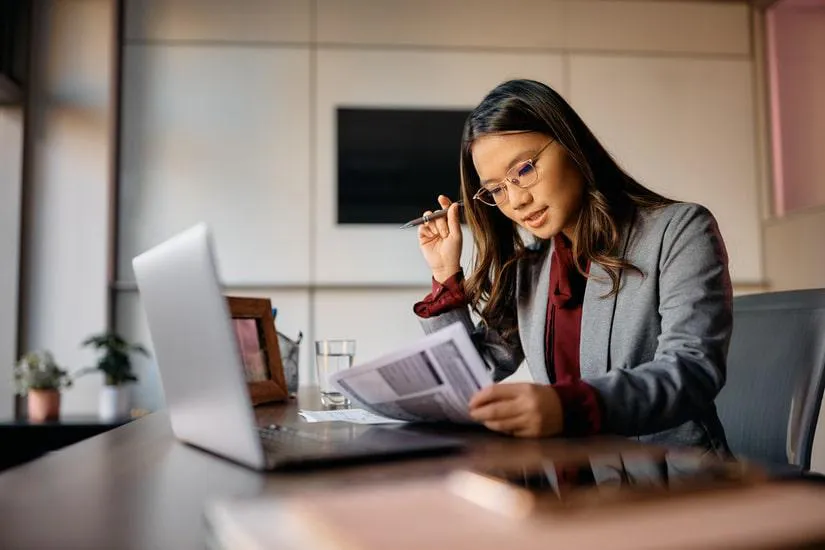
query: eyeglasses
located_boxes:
[472,140,554,207]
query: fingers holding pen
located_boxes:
[417,196,457,240]
[447,202,461,235]
[437,196,462,235]
[417,210,437,242]
[416,196,463,283]
[437,195,453,209]
[433,195,453,239]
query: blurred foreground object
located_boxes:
[205,449,825,550]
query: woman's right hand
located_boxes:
[418,195,463,283]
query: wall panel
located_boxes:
[764,208,825,291]
[316,0,565,49]
[125,0,311,43]
[569,54,761,283]
[118,45,312,284]
[312,288,429,378]
[566,1,750,55]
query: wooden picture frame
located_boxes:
[225,296,288,406]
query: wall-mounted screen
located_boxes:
[337,107,470,224]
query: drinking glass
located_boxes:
[314,339,356,408]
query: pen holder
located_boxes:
[277,330,302,396]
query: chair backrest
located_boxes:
[716,289,825,469]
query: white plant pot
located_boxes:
[99,385,131,422]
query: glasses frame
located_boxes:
[472,139,555,207]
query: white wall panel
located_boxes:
[764,208,825,291]
[569,55,761,283]
[117,288,310,411]
[566,1,750,55]
[312,288,429,380]
[317,0,565,49]
[119,45,311,284]
[314,49,565,284]
[125,0,311,43]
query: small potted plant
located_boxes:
[76,331,148,422]
[13,350,73,422]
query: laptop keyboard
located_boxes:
[255,423,461,469]
[257,424,331,457]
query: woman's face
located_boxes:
[471,132,584,241]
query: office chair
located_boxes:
[715,288,825,473]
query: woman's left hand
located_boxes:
[468,383,564,438]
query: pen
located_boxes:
[399,201,464,229]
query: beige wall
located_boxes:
[764,208,825,291]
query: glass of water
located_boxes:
[315,339,356,409]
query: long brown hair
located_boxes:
[460,79,673,340]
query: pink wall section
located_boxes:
[767,0,825,215]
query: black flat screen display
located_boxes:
[337,107,470,224]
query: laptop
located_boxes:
[132,223,463,471]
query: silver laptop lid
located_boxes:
[132,223,266,470]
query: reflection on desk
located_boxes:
[208,449,825,550]
[447,449,765,518]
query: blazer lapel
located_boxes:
[580,262,617,379]
[580,215,636,379]
[518,242,553,385]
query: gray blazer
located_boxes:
[419,202,732,455]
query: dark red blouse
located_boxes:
[414,234,602,436]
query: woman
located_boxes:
[415,79,732,455]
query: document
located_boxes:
[298,409,407,425]
[330,322,493,424]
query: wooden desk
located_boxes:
[0,391,648,550]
